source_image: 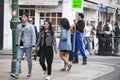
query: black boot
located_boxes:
[82,58,87,65]
[72,57,79,63]
[69,51,73,62]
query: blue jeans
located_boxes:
[15,47,32,74]
[85,37,91,53]
[73,32,87,59]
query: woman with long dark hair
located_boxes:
[36,21,57,80]
[96,21,103,38]
[56,18,72,71]
[114,21,120,46]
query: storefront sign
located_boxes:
[99,7,106,12]
[87,0,98,3]
[84,1,99,10]
[72,0,82,9]
[72,0,83,12]
[18,0,59,6]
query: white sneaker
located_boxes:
[45,75,51,80]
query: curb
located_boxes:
[0,50,12,55]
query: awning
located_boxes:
[18,0,60,6]
[107,7,116,13]
[84,1,99,10]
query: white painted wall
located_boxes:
[3,0,12,50]
[62,0,76,25]
[35,8,40,32]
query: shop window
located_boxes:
[25,10,29,15]
[19,9,24,16]
[40,12,62,33]
[52,13,56,17]
[52,18,56,25]
[19,8,35,22]
[30,10,35,16]
[40,18,45,26]
[46,13,50,17]
[57,13,62,17]
[57,18,61,25]
[40,13,44,17]
[46,18,50,21]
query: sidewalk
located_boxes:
[0,55,115,80]
[0,50,12,55]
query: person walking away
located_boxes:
[96,21,103,38]
[72,13,87,65]
[103,19,113,32]
[91,24,95,50]
[114,21,120,46]
[29,18,38,60]
[36,21,57,80]
[95,21,103,53]
[11,13,36,79]
[56,18,72,71]
[84,20,93,55]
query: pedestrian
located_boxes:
[95,21,103,53]
[96,21,103,38]
[114,21,120,46]
[72,13,87,65]
[29,18,38,60]
[56,18,72,71]
[11,13,36,79]
[114,21,120,37]
[91,24,95,50]
[29,18,38,41]
[103,19,113,32]
[84,20,93,55]
[35,21,57,80]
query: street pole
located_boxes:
[106,6,108,22]
[116,8,118,21]
[10,0,20,73]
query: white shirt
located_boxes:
[108,23,113,32]
[84,26,92,37]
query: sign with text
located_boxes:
[99,7,107,12]
[72,0,83,12]
[18,0,59,6]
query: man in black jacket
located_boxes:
[72,13,87,65]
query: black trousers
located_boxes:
[39,46,53,75]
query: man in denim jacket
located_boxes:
[11,13,36,79]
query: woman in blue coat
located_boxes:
[56,18,72,71]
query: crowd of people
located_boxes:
[96,19,120,47]
[10,12,120,80]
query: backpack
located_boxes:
[103,23,110,31]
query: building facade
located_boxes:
[2,0,120,50]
